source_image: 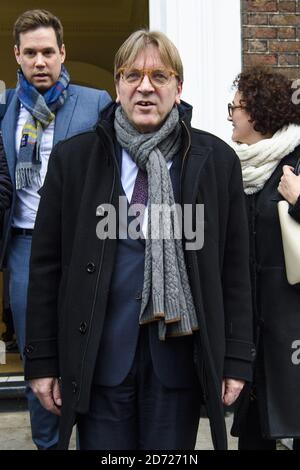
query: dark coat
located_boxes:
[232,144,300,439]
[24,102,254,449]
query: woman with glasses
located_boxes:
[228,67,300,450]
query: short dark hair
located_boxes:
[13,9,64,49]
[233,67,300,136]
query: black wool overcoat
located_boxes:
[24,102,255,449]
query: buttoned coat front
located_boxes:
[24,102,254,449]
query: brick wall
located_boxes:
[242,0,300,79]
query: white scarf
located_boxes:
[231,124,300,194]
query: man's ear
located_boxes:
[14,45,21,65]
[175,81,183,106]
[115,83,120,103]
[60,44,66,63]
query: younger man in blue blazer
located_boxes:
[0,9,111,449]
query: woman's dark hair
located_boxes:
[233,67,300,136]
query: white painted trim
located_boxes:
[149,0,241,142]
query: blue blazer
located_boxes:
[1,84,111,186]
[0,84,111,263]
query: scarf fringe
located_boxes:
[16,167,40,190]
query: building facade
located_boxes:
[1,0,299,141]
[242,0,300,80]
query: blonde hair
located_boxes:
[114,29,183,82]
[14,9,64,49]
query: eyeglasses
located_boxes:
[228,103,245,117]
[117,67,178,88]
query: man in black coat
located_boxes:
[24,30,255,450]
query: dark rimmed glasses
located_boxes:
[228,103,245,117]
[118,67,179,88]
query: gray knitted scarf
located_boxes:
[114,106,199,340]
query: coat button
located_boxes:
[86,262,96,273]
[135,291,142,300]
[25,344,34,355]
[72,381,77,393]
[79,322,87,334]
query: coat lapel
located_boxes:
[53,87,78,145]
[1,94,19,183]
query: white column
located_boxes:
[149,0,241,143]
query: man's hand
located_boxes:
[278,165,300,205]
[222,378,245,406]
[29,377,62,416]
